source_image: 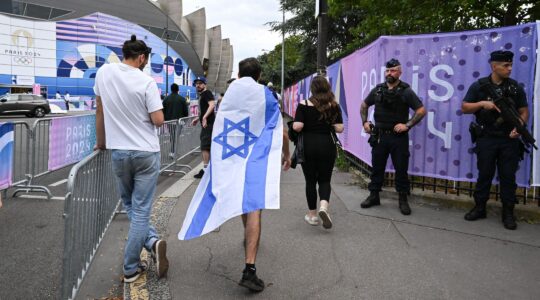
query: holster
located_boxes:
[469,122,483,144]
[368,126,379,147]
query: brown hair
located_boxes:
[309,76,339,123]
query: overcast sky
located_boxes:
[183,0,288,77]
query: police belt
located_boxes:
[483,131,509,138]
[375,128,406,135]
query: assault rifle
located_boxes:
[492,96,537,150]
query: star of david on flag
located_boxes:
[179,77,283,240]
[213,117,258,160]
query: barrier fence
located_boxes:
[343,150,540,206]
[159,116,201,174]
[2,115,97,199]
[61,150,119,300]
[8,120,53,198]
[11,122,31,186]
[61,115,201,300]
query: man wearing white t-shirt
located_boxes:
[94,35,169,283]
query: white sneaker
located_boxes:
[318,207,333,229]
[304,214,320,226]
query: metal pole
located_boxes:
[165,16,169,96]
[316,0,328,75]
[281,8,285,100]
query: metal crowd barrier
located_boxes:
[61,115,201,299]
[11,122,32,186]
[61,150,120,300]
[158,119,183,173]
[158,116,201,174]
[10,120,52,198]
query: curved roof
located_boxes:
[2,0,234,91]
[22,0,204,75]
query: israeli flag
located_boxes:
[178,77,283,240]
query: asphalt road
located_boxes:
[0,152,201,299]
[0,111,199,299]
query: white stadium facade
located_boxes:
[0,0,234,99]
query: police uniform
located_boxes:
[463,50,528,230]
[361,59,424,215]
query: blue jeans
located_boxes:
[111,150,160,276]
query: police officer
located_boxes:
[461,50,529,230]
[360,59,426,215]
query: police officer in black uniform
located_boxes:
[462,50,529,230]
[360,59,426,215]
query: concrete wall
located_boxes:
[216,39,232,94]
[205,25,222,91]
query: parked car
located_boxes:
[0,93,51,118]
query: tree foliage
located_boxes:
[259,0,539,88]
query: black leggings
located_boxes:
[300,133,337,210]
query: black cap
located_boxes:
[489,50,513,62]
[386,58,401,68]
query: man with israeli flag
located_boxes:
[178,57,291,292]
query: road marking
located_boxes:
[49,179,68,187]
[16,194,64,201]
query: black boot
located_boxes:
[502,204,517,230]
[464,202,487,221]
[361,191,380,208]
[398,192,411,215]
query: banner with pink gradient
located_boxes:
[284,23,537,187]
[48,115,96,171]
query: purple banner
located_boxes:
[0,122,14,190]
[48,115,96,171]
[285,23,537,187]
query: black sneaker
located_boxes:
[239,270,265,292]
[152,240,169,278]
[123,260,148,283]
[194,169,204,179]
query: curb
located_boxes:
[350,169,540,223]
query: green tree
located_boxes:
[258,35,313,90]
[264,0,539,87]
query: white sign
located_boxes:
[15,75,34,85]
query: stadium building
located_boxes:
[0,0,233,100]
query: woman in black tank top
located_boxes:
[292,76,344,229]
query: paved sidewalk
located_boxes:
[152,166,540,299]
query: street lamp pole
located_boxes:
[281,7,285,101]
[165,15,169,96]
[316,0,328,75]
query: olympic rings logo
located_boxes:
[13,56,32,65]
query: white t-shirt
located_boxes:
[93,63,163,152]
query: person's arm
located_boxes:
[401,106,426,131]
[461,83,499,114]
[361,90,376,133]
[146,82,164,127]
[334,104,344,133]
[462,101,499,114]
[202,100,215,128]
[395,91,426,133]
[150,110,164,127]
[292,122,303,132]
[282,128,291,171]
[182,98,189,118]
[95,96,106,150]
[292,103,304,132]
[518,107,529,124]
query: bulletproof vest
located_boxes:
[476,76,519,132]
[374,81,410,129]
